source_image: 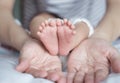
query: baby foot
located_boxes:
[57,19,76,56]
[37,20,58,55]
[58,19,90,56]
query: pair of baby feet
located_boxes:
[37,19,76,56]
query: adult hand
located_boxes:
[67,38,120,83]
[16,39,66,83]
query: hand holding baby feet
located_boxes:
[67,38,120,83]
[16,39,66,83]
[37,18,90,57]
[37,20,58,55]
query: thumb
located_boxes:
[108,49,120,73]
[16,57,30,72]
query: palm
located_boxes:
[22,40,61,71]
[67,38,120,83]
[17,39,64,82]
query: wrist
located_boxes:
[29,15,42,38]
[75,22,89,37]
[90,30,113,43]
[20,37,44,53]
[73,18,94,37]
[17,35,31,51]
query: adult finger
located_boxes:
[16,57,30,72]
[84,71,94,83]
[26,67,48,78]
[47,69,66,83]
[58,75,66,83]
[95,69,109,83]
[67,72,76,83]
[74,71,85,83]
[107,48,120,72]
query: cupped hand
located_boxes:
[67,38,120,83]
[16,39,66,83]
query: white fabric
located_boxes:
[37,0,106,27]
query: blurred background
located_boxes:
[13,0,21,21]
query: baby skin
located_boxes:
[37,19,89,56]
